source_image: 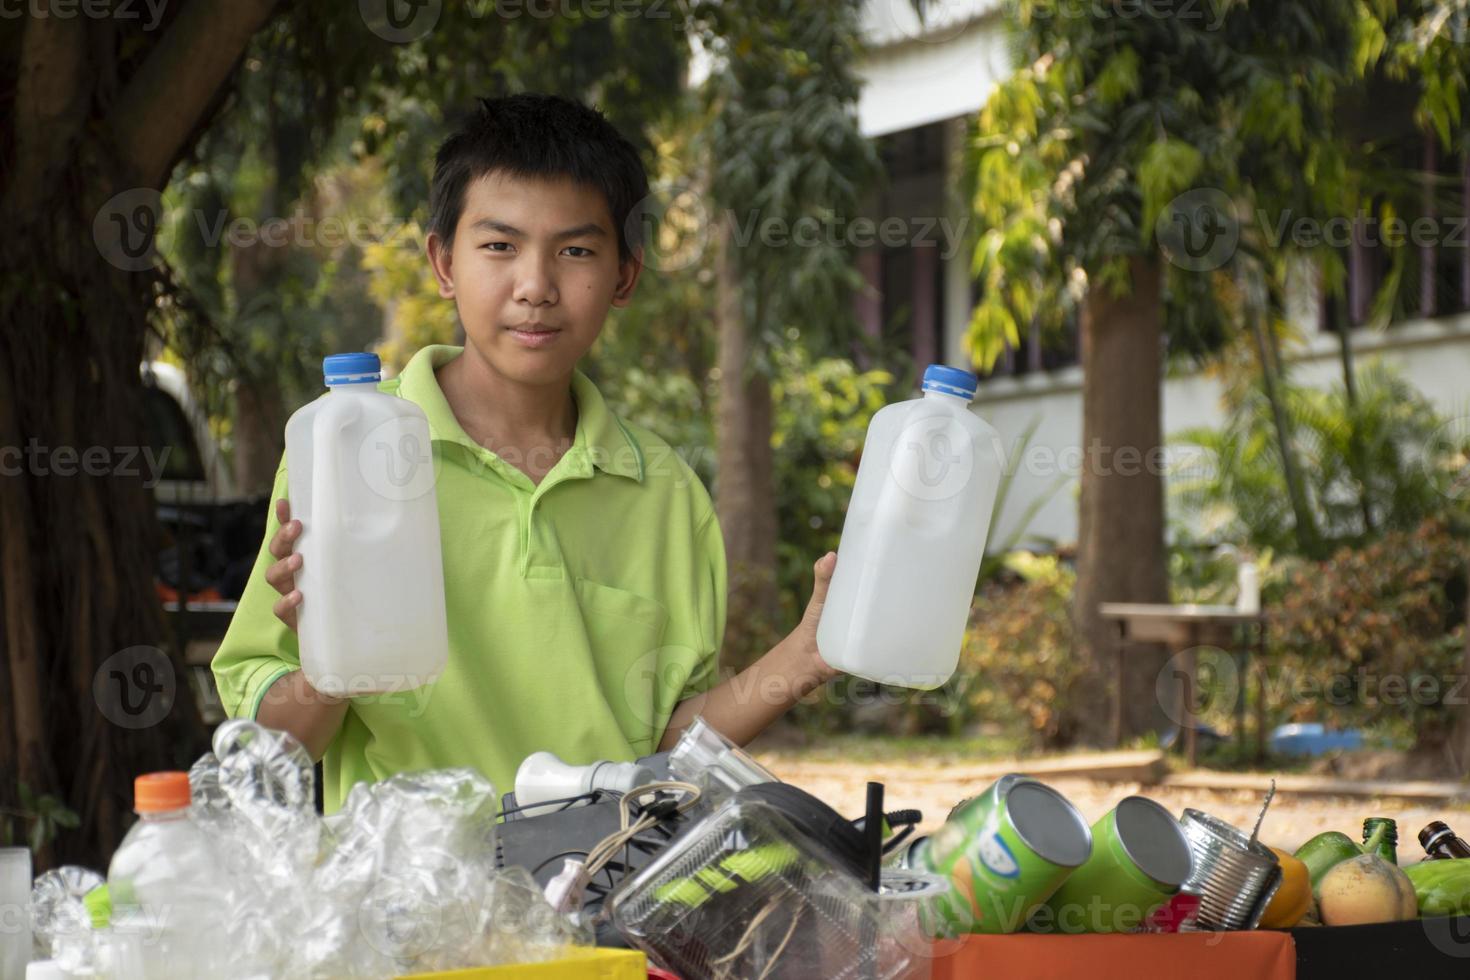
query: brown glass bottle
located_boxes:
[1419,821,1470,860]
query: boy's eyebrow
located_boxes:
[469,218,608,241]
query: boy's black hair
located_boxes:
[428,93,649,263]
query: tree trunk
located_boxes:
[0,211,212,868]
[1072,257,1170,743]
[229,210,288,496]
[1327,288,1375,536]
[714,223,781,671]
[233,375,285,496]
[1450,555,1470,775]
[1,0,276,869]
[1250,290,1323,557]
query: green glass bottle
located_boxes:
[1363,817,1399,864]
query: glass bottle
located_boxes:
[1362,817,1398,864]
[1419,821,1470,860]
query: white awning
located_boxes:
[856,0,1010,137]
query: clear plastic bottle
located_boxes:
[285,352,449,696]
[106,773,230,979]
[817,365,1002,689]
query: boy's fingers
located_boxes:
[801,552,837,625]
[275,498,291,525]
[264,554,301,595]
[268,519,301,561]
[272,590,301,630]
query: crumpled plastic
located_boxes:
[299,767,503,976]
[41,719,590,980]
[30,866,105,972]
[465,864,595,966]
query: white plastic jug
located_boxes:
[284,352,448,696]
[817,365,1002,689]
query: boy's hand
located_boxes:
[264,498,304,632]
[792,551,840,683]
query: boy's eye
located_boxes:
[563,246,593,258]
[482,241,513,252]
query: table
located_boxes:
[1098,603,1268,767]
[930,930,1295,980]
[927,916,1470,980]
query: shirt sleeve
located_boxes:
[211,460,299,720]
[677,506,727,700]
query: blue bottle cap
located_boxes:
[323,352,382,385]
[921,364,978,400]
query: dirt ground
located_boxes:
[755,754,1470,854]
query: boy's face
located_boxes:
[427,170,641,386]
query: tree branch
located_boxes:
[107,0,283,189]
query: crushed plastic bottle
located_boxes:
[301,768,503,976]
[466,864,593,967]
[29,866,104,972]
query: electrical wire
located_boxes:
[582,779,701,881]
[530,849,590,879]
[499,789,608,820]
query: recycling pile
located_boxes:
[27,720,587,979]
[17,714,1470,980]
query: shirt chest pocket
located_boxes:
[573,577,671,753]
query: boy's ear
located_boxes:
[610,247,644,308]
[425,230,456,299]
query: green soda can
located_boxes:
[1040,796,1195,933]
[921,774,1093,935]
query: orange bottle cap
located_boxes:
[133,772,192,813]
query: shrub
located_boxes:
[1172,363,1458,555]
[1265,518,1468,748]
[954,552,1087,749]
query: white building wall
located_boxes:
[974,315,1470,549]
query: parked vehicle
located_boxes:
[142,361,267,723]
[142,361,266,602]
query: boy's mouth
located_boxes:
[506,322,563,348]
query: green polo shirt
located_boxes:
[211,344,726,813]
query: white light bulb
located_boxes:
[514,751,654,818]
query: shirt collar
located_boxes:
[394,344,644,482]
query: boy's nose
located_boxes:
[512,255,558,306]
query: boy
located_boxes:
[211,93,840,813]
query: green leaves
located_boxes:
[1241,75,1307,152]
[1170,361,1461,553]
[967,298,1021,371]
[3,781,79,854]
[691,0,880,355]
[1095,47,1141,106]
[1352,3,1388,75]
[1138,138,1204,243]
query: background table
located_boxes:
[1099,603,1268,767]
